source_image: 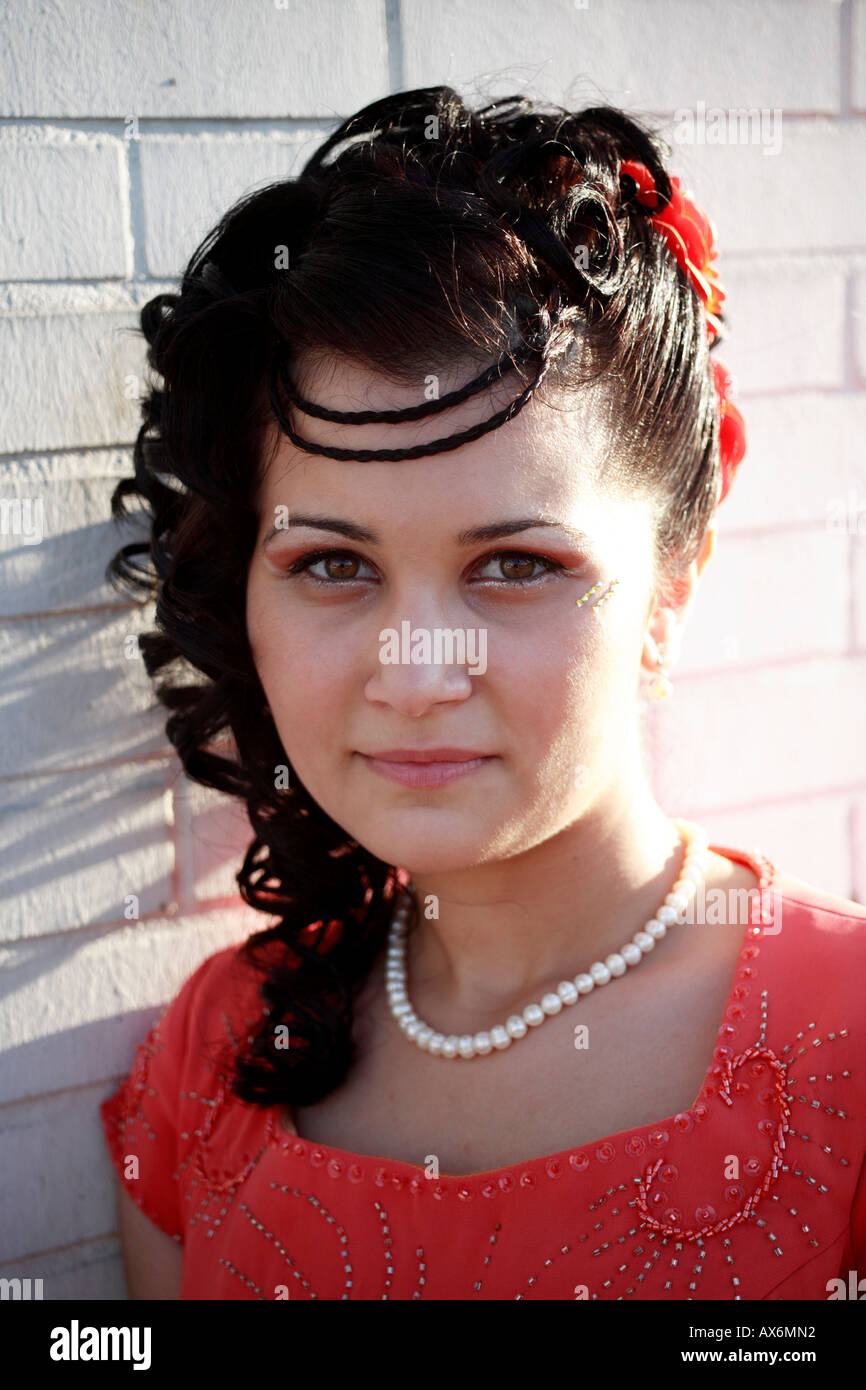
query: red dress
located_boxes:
[101,843,866,1300]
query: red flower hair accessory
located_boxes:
[710,358,747,506]
[619,159,746,505]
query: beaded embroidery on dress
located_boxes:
[101,844,866,1300]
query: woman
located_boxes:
[101,86,866,1301]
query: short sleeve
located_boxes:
[100,952,227,1243]
[847,1142,866,1270]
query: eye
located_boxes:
[285,550,376,585]
[472,550,564,587]
[281,547,566,589]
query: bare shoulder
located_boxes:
[116,1181,183,1300]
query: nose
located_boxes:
[363,611,483,717]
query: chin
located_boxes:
[345,814,491,876]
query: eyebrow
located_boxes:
[261,513,593,548]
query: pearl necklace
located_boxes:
[385,818,711,1059]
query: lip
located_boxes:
[357,749,494,788]
[361,747,491,763]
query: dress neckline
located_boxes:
[273,841,778,1184]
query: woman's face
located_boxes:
[246,353,662,874]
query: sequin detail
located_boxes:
[636,1043,792,1241]
[99,846,866,1299]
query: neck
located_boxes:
[398,773,692,1026]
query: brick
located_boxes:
[718,261,845,393]
[704,796,855,902]
[855,534,866,647]
[853,794,866,903]
[657,120,866,255]
[0,1237,124,1300]
[714,392,866,534]
[854,274,866,383]
[0,286,159,453]
[650,655,866,811]
[403,0,841,114]
[853,0,866,112]
[0,450,137,616]
[0,762,175,942]
[0,127,129,279]
[170,773,252,905]
[0,1088,125,1257]
[0,0,388,118]
[0,606,168,777]
[0,909,256,1107]
[677,527,849,673]
[140,130,324,278]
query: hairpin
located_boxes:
[575,578,620,610]
[618,158,746,506]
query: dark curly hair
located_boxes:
[109,85,730,1108]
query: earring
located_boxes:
[575,578,620,610]
[647,648,674,701]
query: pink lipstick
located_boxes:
[358,748,494,788]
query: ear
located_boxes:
[640,524,716,676]
[695,522,716,580]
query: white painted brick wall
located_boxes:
[402,0,843,113]
[854,0,866,110]
[0,0,864,1299]
[0,452,136,614]
[717,263,846,392]
[140,130,327,277]
[854,272,866,380]
[0,127,131,279]
[0,763,175,939]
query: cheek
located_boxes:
[507,609,632,755]
[508,603,615,699]
[245,580,353,732]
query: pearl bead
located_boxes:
[384,823,711,1059]
[672,877,696,898]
